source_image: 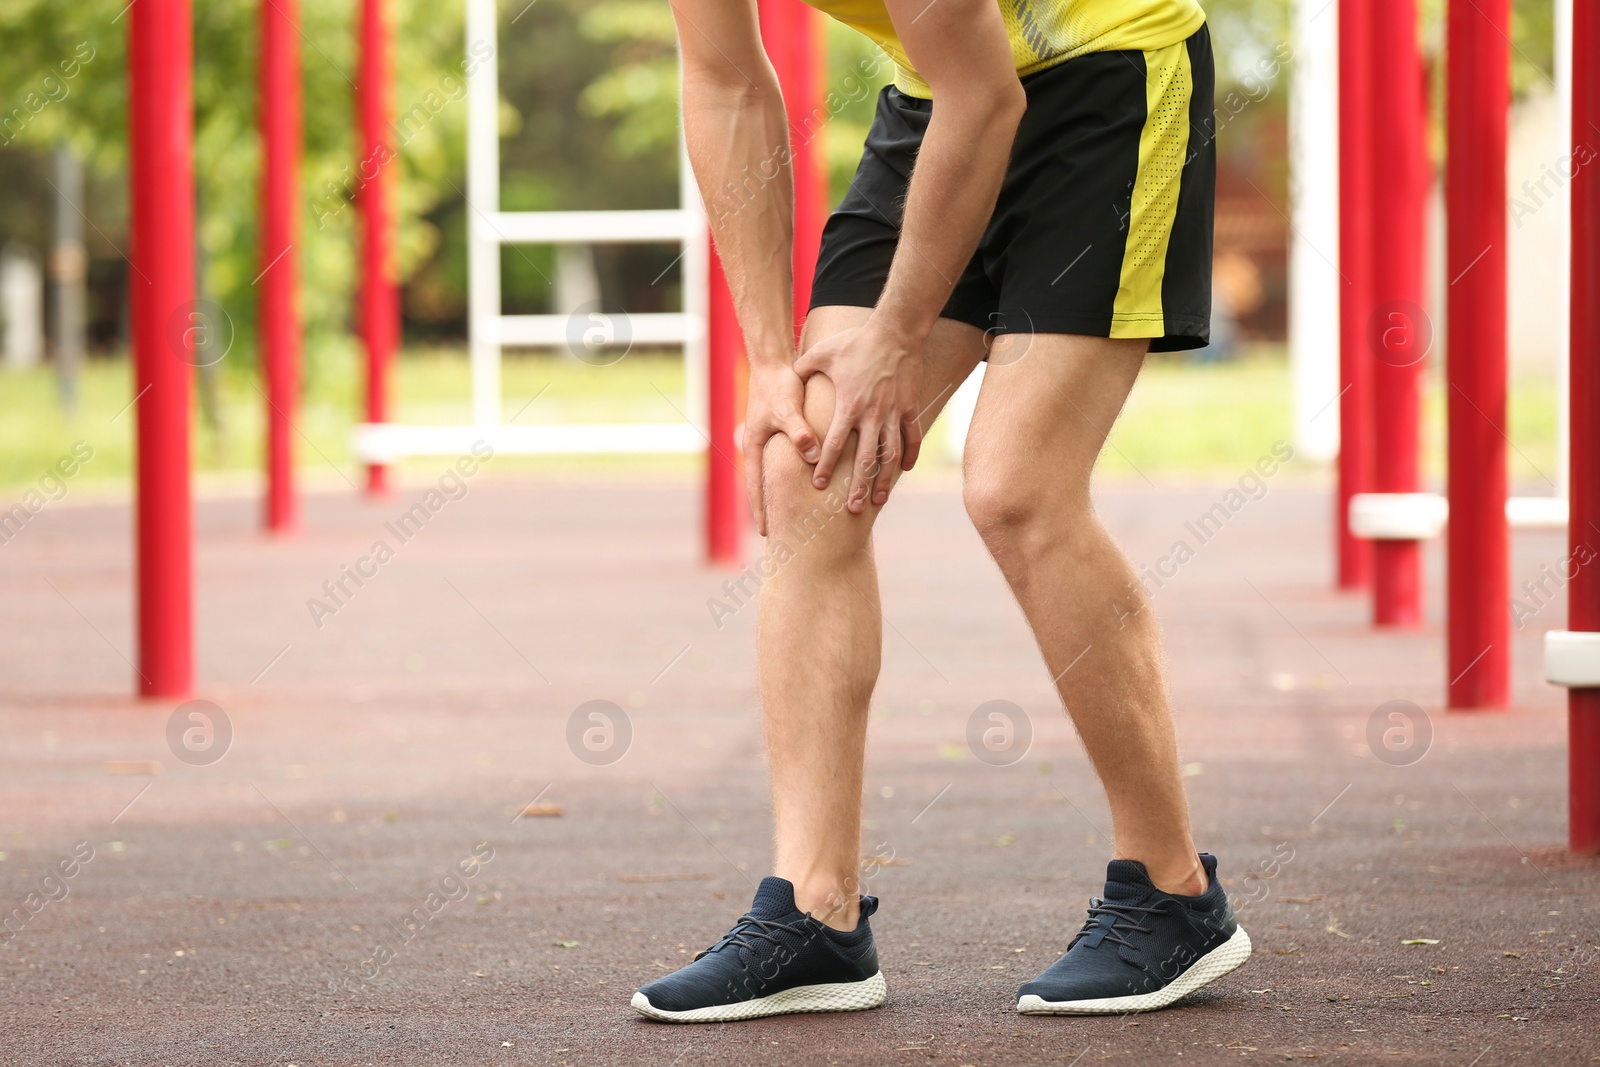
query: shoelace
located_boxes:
[693,913,815,962]
[1068,898,1172,951]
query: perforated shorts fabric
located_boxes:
[809,23,1216,352]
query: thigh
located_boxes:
[966,333,1148,501]
[810,88,999,334]
[761,307,988,523]
[981,28,1215,355]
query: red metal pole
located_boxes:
[706,242,742,564]
[358,0,397,495]
[1366,0,1429,628]
[1336,0,1374,591]
[1569,0,1600,852]
[758,0,827,336]
[1446,0,1511,707]
[129,0,195,698]
[261,0,301,532]
[703,0,824,562]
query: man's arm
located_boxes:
[794,0,1025,511]
[670,0,819,534]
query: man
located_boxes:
[633,0,1249,1021]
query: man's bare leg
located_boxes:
[964,333,1204,896]
[759,306,986,931]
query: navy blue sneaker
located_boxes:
[1017,853,1251,1014]
[631,876,887,1022]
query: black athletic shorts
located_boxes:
[810,24,1216,352]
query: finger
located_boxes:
[847,423,880,513]
[870,424,900,507]
[747,452,767,538]
[791,348,823,379]
[900,411,924,472]
[783,411,820,464]
[744,433,768,538]
[812,413,851,490]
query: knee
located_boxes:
[763,437,862,555]
[963,472,1040,552]
[763,436,823,527]
[760,390,866,556]
[962,458,1087,564]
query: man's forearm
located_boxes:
[875,90,1024,344]
[682,70,797,367]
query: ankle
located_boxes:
[790,878,862,932]
[1144,855,1207,897]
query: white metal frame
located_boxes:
[353,0,708,464]
[1288,0,1341,465]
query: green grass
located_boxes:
[0,344,1563,494]
[0,346,698,494]
[1098,350,1297,478]
[1105,351,1561,486]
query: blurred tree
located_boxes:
[577,0,679,162]
[570,1,1314,210]
[0,0,470,380]
[0,0,1566,363]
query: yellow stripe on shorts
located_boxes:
[1110,40,1192,338]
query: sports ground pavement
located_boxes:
[1,471,1594,1065]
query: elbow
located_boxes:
[938,76,1026,130]
[991,80,1027,126]
[985,82,1026,148]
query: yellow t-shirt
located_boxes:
[802,0,1206,98]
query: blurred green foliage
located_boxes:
[575,0,1560,208]
[577,0,680,160]
[0,0,1566,377]
[0,0,480,383]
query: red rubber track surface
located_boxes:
[1,477,1594,1065]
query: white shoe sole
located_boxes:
[631,971,887,1023]
[1016,925,1252,1015]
